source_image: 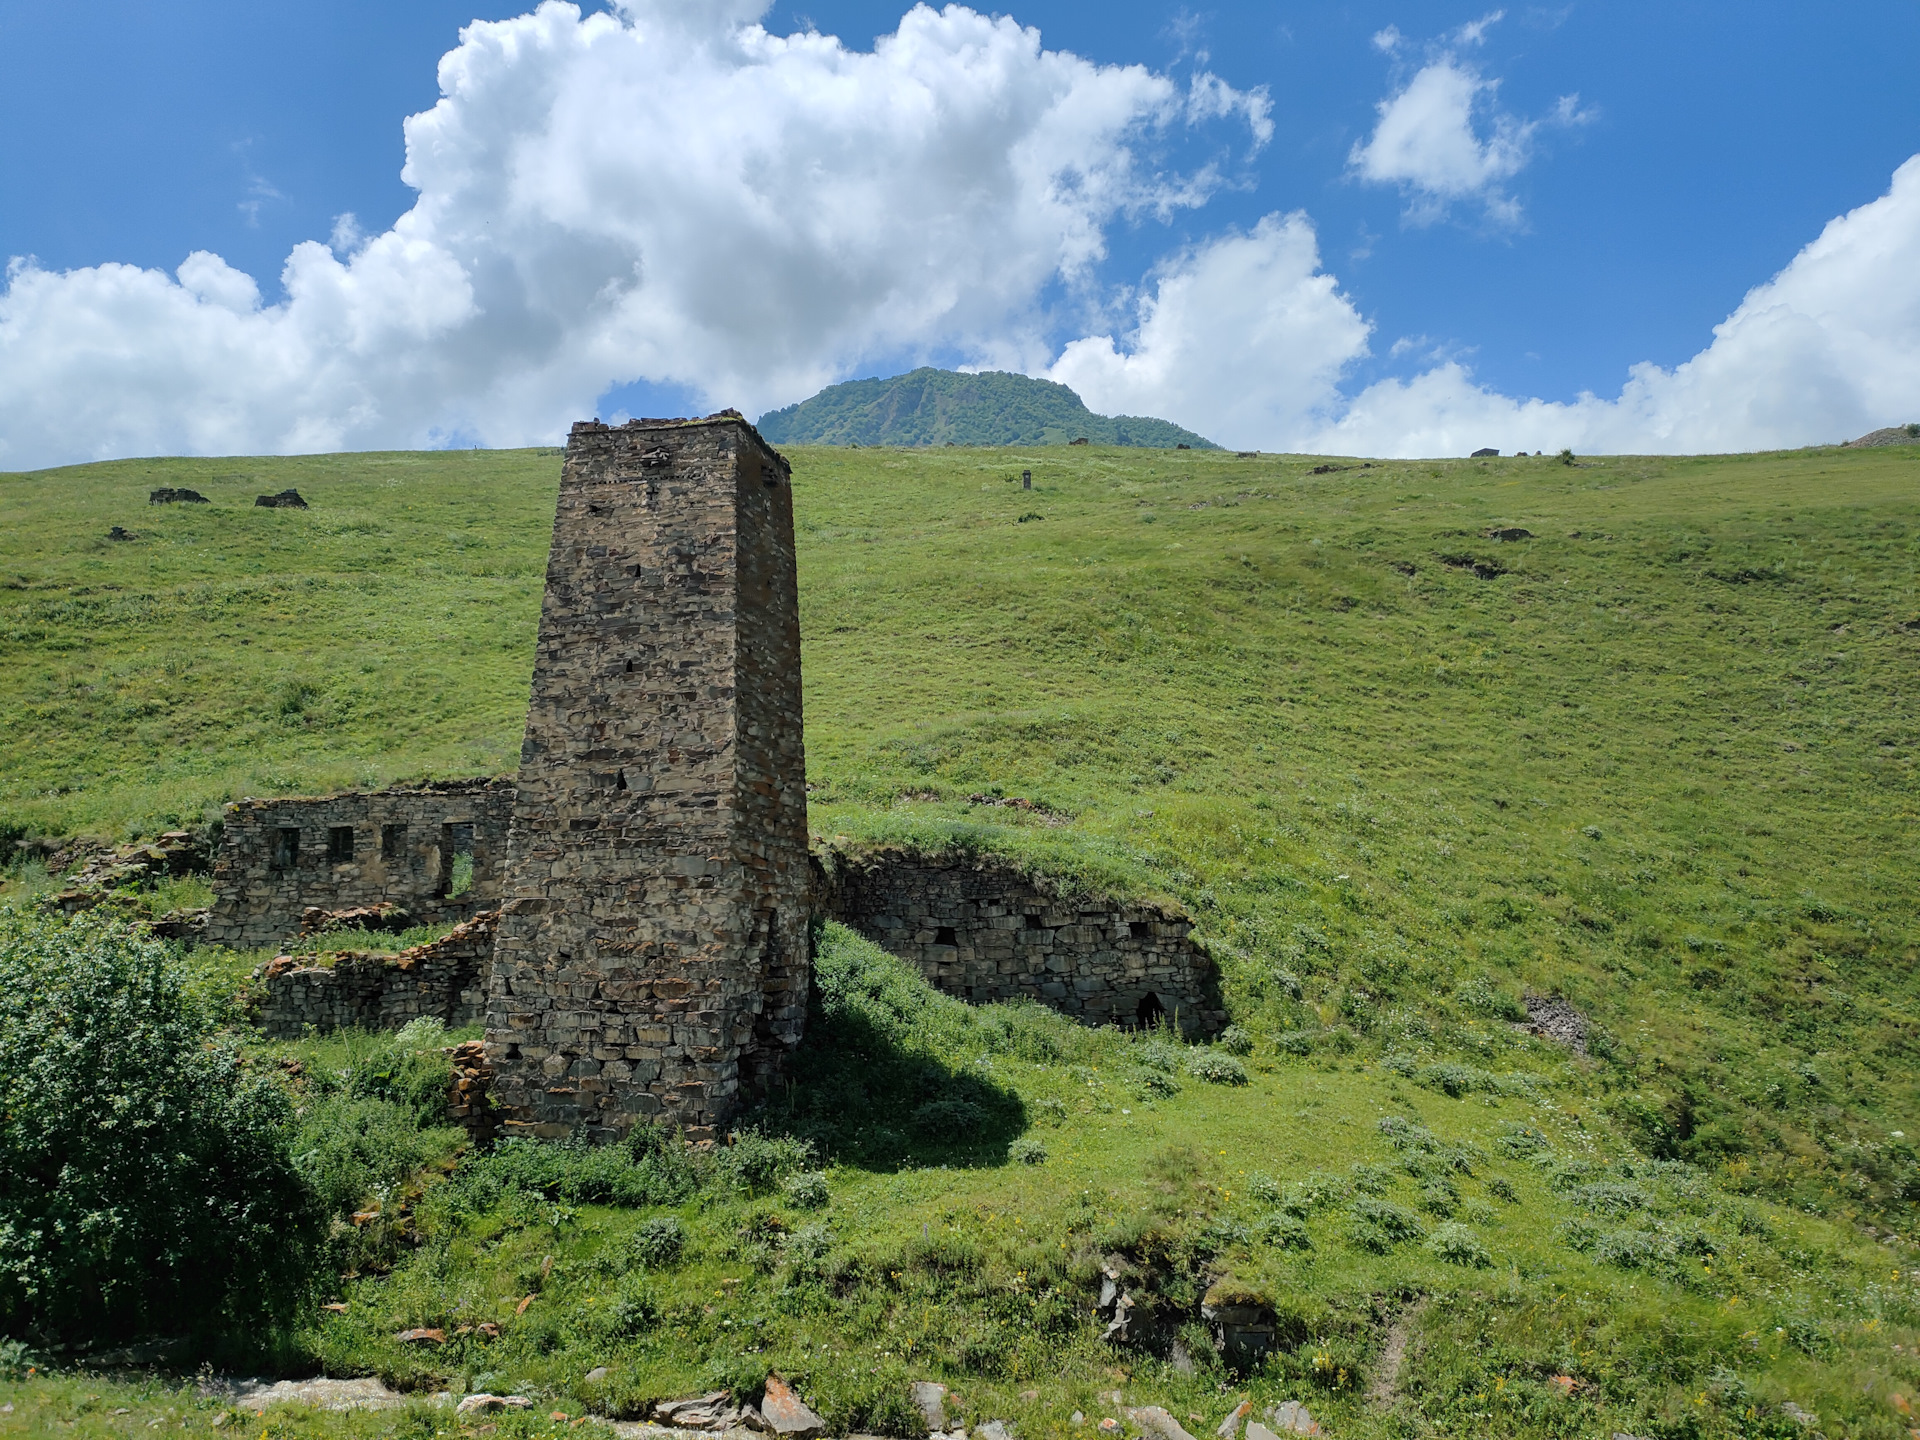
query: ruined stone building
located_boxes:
[242,412,1222,1135]
[206,780,513,950]
[819,848,1224,1036]
[485,414,811,1141]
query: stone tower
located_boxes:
[486,413,810,1141]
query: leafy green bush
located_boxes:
[1257,1213,1313,1250]
[1186,1052,1248,1085]
[782,1170,831,1208]
[1348,1197,1423,1251]
[1217,1025,1253,1055]
[628,1215,686,1268]
[1427,1222,1492,1267]
[713,1128,817,1195]
[1008,1135,1048,1164]
[0,907,322,1343]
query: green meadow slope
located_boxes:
[2,440,1918,1437]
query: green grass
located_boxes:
[3,439,1920,1434]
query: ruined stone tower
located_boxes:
[485,414,809,1141]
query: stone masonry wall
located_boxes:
[256,910,498,1039]
[486,414,810,1142]
[819,849,1227,1036]
[207,780,514,950]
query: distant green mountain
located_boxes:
[756,367,1217,449]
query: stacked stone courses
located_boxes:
[205,781,513,950]
[256,910,497,1039]
[485,414,810,1142]
[820,850,1227,1036]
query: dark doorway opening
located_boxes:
[1136,992,1166,1029]
[271,827,300,871]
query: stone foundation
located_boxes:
[256,910,498,1039]
[817,848,1227,1036]
[207,780,514,950]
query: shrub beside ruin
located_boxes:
[0,906,323,1344]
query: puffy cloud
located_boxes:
[1305,154,1920,456]
[1044,154,1920,457]
[0,0,1268,470]
[1046,213,1371,451]
[1349,15,1588,228]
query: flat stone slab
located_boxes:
[226,1378,411,1412]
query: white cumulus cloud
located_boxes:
[1303,153,1920,456]
[1044,154,1920,457]
[1046,213,1371,451]
[0,0,1268,470]
[1349,15,1588,229]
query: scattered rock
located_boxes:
[222,1377,408,1413]
[1780,1403,1819,1428]
[975,1424,1014,1440]
[394,1328,445,1345]
[1019,1392,1039,1404]
[1070,437,1090,446]
[1264,1401,1322,1436]
[912,1383,951,1432]
[1842,425,1920,447]
[458,1395,534,1416]
[1216,1402,1251,1438]
[1520,993,1587,1054]
[1482,527,1533,541]
[1237,451,1259,459]
[150,487,210,504]
[655,1393,740,1430]
[107,526,136,541]
[1098,1422,1121,1437]
[255,489,309,508]
[760,1377,827,1438]
[1071,1414,1085,1427]
[1127,1407,1196,1440]
[586,1367,611,1384]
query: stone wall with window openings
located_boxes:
[204,779,515,950]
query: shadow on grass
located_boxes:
[736,922,1028,1171]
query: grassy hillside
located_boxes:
[756,368,1216,449]
[2,439,1919,1436]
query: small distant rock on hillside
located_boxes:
[756,367,1217,449]
[1842,424,1920,447]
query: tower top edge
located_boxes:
[567,411,789,473]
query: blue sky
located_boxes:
[1,0,1917,464]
